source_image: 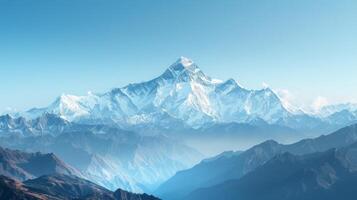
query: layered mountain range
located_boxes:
[2,57,357,199]
[0,113,203,193]
[155,124,357,199]
[0,147,159,200]
[15,57,357,133]
[186,142,357,200]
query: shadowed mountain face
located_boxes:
[0,146,81,182]
[24,174,115,200]
[186,142,357,200]
[0,174,160,200]
[155,124,357,200]
[0,175,49,200]
[114,188,161,200]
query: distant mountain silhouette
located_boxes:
[156,123,357,199]
[187,142,357,200]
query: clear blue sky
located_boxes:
[1,0,357,113]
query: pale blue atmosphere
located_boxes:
[1,0,357,113]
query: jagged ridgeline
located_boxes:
[18,57,357,133]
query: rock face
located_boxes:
[0,174,161,200]
[114,188,160,200]
[24,174,114,199]
[186,142,357,200]
[0,146,81,182]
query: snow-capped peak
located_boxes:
[178,56,194,67]
[167,57,200,74]
[21,57,305,128]
[158,56,215,86]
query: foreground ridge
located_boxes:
[0,174,160,200]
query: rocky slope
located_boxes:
[0,146,81,182]
[0,174,160,200]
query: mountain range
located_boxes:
[15,57,357,134]
[186,142,357,200]
[0,113,203,193]
[0,146,160,200]
[155,123,357,199]
[5,56,357,158]
[2,57,357,199]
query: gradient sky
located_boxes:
[1,0,357,113]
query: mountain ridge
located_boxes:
[155,123,357,199]
[0,174,161,200]
[17,57,301,128]
[0,145,81,182]
[4,57,357,134]
[12,57,355,134]
[186,142,357,200]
